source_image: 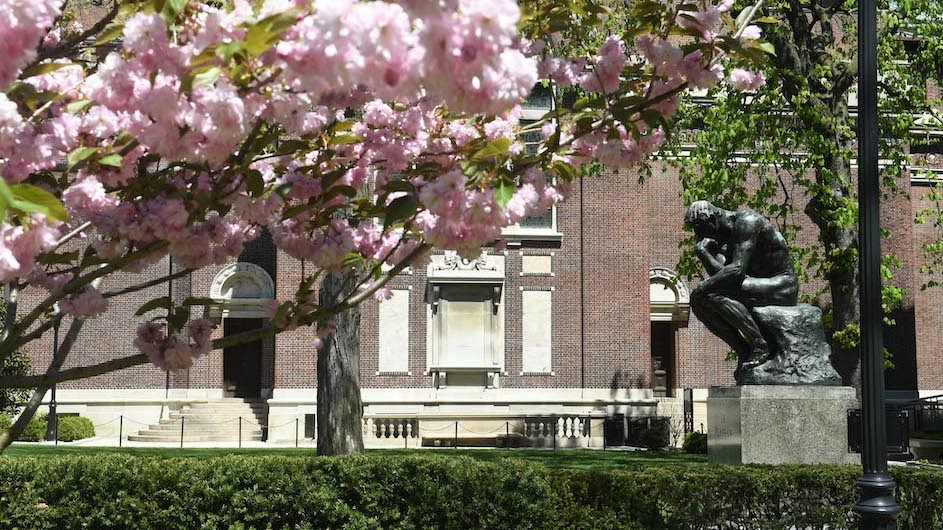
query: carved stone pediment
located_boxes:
[428,251,505,282]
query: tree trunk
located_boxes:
[0,316,85,455]
[807,151,861,389]
[316,271,364,456]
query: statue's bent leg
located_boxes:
[692,287,771,369]
[740,273,799,307]
[691,286,751,358]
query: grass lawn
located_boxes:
[2,445,707,471]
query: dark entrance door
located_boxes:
[650,321,674,397]
[223,318,263,398]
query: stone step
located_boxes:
[167,413,267,422]
[132,400,269,443]
[180,401,266,407]
[176,406,266,414]
[157,417,266,426]
[147,423,265,433]
[128,432,264,442]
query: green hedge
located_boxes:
[682,431,708,454]
[17,414,48,442]
[0,455,940,529]
[1,414,95,442]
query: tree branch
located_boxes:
[31,0,120,65]
[0,324,278,389]
[0,310,87,453]
[0,283,18,345]
[103,268,194,299]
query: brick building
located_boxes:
[25,138,943,444]
[19,4,943,441]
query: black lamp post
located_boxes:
[44,317,59,443]
[852,0,901,527]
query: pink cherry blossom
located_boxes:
[580,37,627,94]
[729,68,766,91]
[59,287,108,317]
[0,0,62,88]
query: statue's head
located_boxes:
[684,200,724,239]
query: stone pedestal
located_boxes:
[707,385,857,465]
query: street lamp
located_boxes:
[851,0,901,527]
[44,315,59,443]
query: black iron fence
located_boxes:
[847,408,910,454]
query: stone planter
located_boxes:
[910,438,943,461]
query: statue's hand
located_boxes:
[696,238,719,257]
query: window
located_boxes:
[378,289,410,373]
[434,285,501,368]
[521,289,552,374]
[502,85,560,238]
[426,252,505,388]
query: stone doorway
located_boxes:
[223,318,264,398]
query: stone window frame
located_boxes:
[519,285,555,376]
[376,285,413,376]
[518,250,555,277]
[424,252,506,387]
[502,89,563,243]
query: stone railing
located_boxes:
[523,415,594,448]
[362,417,420,447]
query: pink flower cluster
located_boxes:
[728,68,766,91]
[0,221,59,283]
[0,0,766,371]
[580,37,627,94]
[134,318,216,371]
[0,0,62,88]
[59,287,108,317]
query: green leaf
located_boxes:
[135,296,172,316]
[161,0,188,20]
[330,134,362,146]
[191,66,221,89]
[758,41,777,55]
[494,181,515,208]
[20,61,74,79]
[242,170,265,197]
[754,16,779,24]
[9,184,69,222]
[244,11,301,57]
[275,139,309,155]
[94,23,125,46]
[384,195,418,230]
[472,137,511,162]
[98,154,123,167]
[37,251,80,266]
[67,146,99,169]
[735,7,752,29]
[66,99,93,114]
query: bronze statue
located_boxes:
[685,201,841,386]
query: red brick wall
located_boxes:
[17,162,938,394]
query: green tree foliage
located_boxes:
[669,0,943,385]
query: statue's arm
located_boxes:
[695,238,725,275]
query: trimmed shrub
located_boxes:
[1,454,939,530]
[4,414,95,442]
[56,417,95,442]
[0,413,11,431]
[638,427,669,451]
[17,414,48,442]
[682,431,708,454]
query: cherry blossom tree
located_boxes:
[0,0,765,453]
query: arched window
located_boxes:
[649,268,689,397]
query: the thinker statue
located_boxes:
[685,201,841,386]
